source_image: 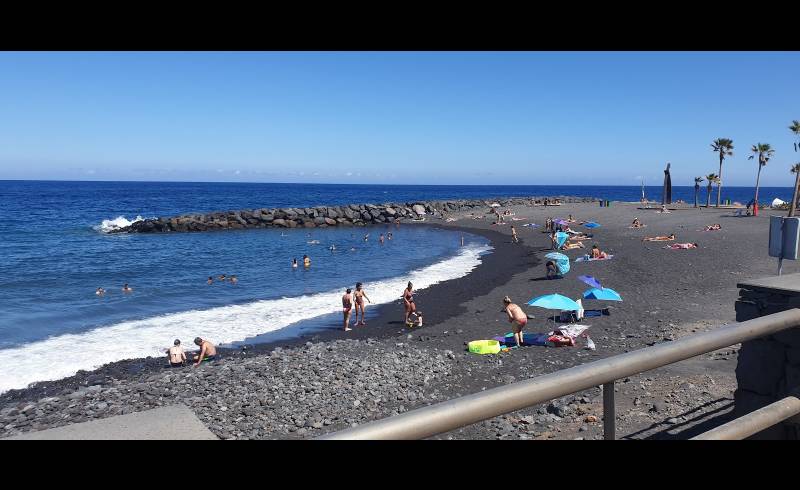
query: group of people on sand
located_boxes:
[208,274,238,284]
[166,337,217,368]
[95,284,133,296]
[341,282,372,331]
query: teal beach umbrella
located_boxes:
[583,287,622,301]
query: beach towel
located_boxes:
[583,309,609,317]
[575,255,614,262]
[522,223,540,227]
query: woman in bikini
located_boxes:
[591,245,609,259]
[342,288,353,331]
[403,282,416,326]
[354,282,371,326]
[667,242,698,250]
[643,233,675,242]
[563,241,585,250]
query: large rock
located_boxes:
[313,216,326,225]
[324,218,337,226]
[412,204,426,215]
[272,219,287,227]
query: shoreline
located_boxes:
[0,223,531,405]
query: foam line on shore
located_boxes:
[0,243,492,393]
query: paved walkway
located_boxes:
[3,405,217,440]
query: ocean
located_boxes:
[0,181,792,392]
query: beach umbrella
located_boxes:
[584,222,601,229]
[545,252,570,275]
[554,219,568,225]
[527,294,581,311]
[577,275,602,289]
[583,287,622,301]
[555,231,569,249]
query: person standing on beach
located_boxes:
[354,282,372,326]
[503,296,527,347]
[168,339,186,367]
[342,288,353,331]
[403,282,416,326]
[192,337,217,367]
[511,225,519,243]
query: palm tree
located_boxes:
[705,173,718,208]
[694,177,703,208]
[790,121,800,216]
[748,143,775,216]
[711,138,734,207]
[790,164,800,217]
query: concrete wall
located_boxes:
[735,281,800,440]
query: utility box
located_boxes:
[769,216,800,259]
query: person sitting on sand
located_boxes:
[503,296,527,348]
[703,224,722,231]
[122,283,133,293]
[666,242,699,250]
[354,282,371,326]
[292,258,298,268]
[192,337,217,367]
[567,214,576,223]
[342,288,353,331]
[403,282,416,326]
[546,261,560,279]
[303,255,311,268]
[591,245,609,259]
[631,217,643,228]
[658,204,671,214]
[643,233,676,242]
[168,339,186,368]
[511,225,519,243]
[96,287,105,296]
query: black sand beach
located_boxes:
[1,201,794,439]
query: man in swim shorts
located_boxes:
[193,337,217,367]
[168,339,186,367]
[503,296,527,347]
[342,288,353,331]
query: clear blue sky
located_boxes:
[1,51,799,186]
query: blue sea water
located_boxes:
[0,181,791,392]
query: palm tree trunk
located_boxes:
[754,164,763,217]
[694,187,699,208]
[706,185,711,208]
[716,154,723,207]
[790,170,800,218]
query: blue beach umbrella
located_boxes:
[583,287,622,301]
[545,252,570,275]
[555,232,569,248]
[577,275,602,289]
[584,222,601,229]
[527,294,582,311]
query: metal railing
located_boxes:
[319,308,800,440]
[692,395,800,440]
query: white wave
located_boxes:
[0,243,492,393]
[93,215,145,233]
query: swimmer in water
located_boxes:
[364,234,369,242]
[230,275,238,284]
[387,232,393,240]
[461,235,465,247]
[350,247,357,252]
[329,244,336,251]
[122,283,133,293]
[379,233,385,244]
[96,287,105,296]
[218,274,226,281]
[303,255,311,268]
[207,276,213,285]
[292,258,298,268]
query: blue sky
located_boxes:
[1,51,799,186]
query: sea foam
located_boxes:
[0,243,492,393]
[93,215,145,233]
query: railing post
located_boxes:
[603,381,615,440]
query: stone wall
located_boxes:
[111,196,598,234]
[734,279,800,439]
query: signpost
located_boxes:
[769,216,800,275]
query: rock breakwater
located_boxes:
[112,196,598,233]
